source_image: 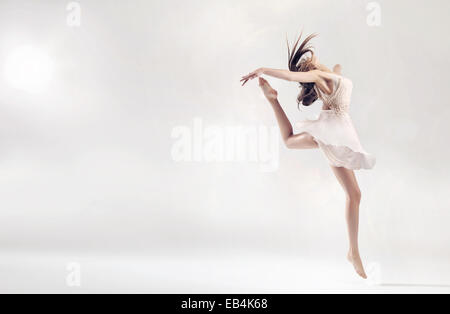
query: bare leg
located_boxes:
[331,166,367,279]
[259,78,318,149]
[259,78,367,277]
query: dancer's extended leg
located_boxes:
[331,166,367,279]
[259,77,368,278]
[259,78,318,150]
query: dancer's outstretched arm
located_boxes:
[241,68,332,94]
[241,68,318,84]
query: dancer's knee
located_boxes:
[284,138,296,149]
[284,136,297,149]
[284,133,318,149]
[347,188,362,203]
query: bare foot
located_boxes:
[259,78,278,101]
[347,250,368,279]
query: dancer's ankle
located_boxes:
[348,248,360,257]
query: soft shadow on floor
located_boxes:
[381,283,450,288]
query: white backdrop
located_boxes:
[0,0,449,292]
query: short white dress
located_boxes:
[296,74,376,170]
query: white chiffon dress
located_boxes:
[296,74,376,170]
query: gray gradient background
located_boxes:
[0,0,449,290]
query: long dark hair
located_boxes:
[287,33,319,108]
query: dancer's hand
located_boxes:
[241,68,265,86]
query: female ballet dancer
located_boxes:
[241,33,376,279]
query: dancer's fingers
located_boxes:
[241,72,261,86]
[243,72,254,80]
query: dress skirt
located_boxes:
[296,110,376,170]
